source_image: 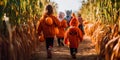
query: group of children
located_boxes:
[37,4,84,59]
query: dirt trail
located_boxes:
[31,35,97,60]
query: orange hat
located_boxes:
[69,17,79,26]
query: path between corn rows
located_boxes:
[31,35,97,60]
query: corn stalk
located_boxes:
[0,0,52,60]
[80,0,120,25]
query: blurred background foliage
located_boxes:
[79,0,120,25]
[0,0,120,28]
[0,0,57,27]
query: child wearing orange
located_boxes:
[37,4,60,59]
[64,13,83,59]
[57,12,68,46]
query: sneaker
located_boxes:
[47,50,52,59]
[72,52,76,59]
[61,43,64,46]
[58,44,61,47]
[47,47,52,59]
[47,56,52,59]
[72,54,76,59]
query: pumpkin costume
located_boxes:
[38,14,60,37]
[38,14,60,58]
[37,4,60,59]
[64,16,83,59]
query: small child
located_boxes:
[57,12,68,46]
[37,4,60,59]
[64,14,83,59]
[78,14,84,35]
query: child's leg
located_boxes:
[58,38,64,46]
[57,38,61,46]
[45,38,54,58]
[70,48,77,59]
[60,38,64,46]
[70,48,74,55]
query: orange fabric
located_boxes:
[64,38,70,47]
[56,20,68,38]
[64,26,83,48]
[37,14,61,38]
[69,17,79,27]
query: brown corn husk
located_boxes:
[105,36,120,60]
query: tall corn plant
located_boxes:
[0,0,50,60]
[0,0,50,37]
[80,0,120,25]
[0,0,49,26]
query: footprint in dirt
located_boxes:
[31,35,97,60]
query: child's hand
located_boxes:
[64,39,70,47]
[38,34,45,42]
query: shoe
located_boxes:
[47,55,52,59]
[61,43,64,46]
[72,54,76,59]
[72,52,76,59]
[47,47,52,59]
[58,44,61,47]
[47,50,52,59]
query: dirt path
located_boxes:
[31,35,97,60]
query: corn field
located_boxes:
[0,0,51,60]
[0,0,120,60]
[80,0,120,60]
[80,0,120,25]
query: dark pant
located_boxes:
[45,38,54,50]
[57,38,64,46]
[79,24,84,34]
[45,38,54,58]
[70,48,78,55]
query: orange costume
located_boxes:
[38,14,61,38]
[64,26,83,48]
[56,12,68,46]
[37,14,60,59]
[57,20,68,38]
[64,15,83,59]
[64,16,83,48]
[37,4,61,59]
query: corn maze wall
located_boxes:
[0,0,51,60]
[79,0,120,60]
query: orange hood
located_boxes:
[69,17,79,27]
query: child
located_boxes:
[64,13,83,59]
[37,4,60,59]
[78,14,84,34]
[57,12,68,46]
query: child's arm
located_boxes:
[53,16,61,27]
[64,29,69,46]
[62,20,68,28]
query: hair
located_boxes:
[78,14,81,17]
[45,4,53,15]
[59,12,65,19]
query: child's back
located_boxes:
[65,26,83,48]
[64,13,83,59]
